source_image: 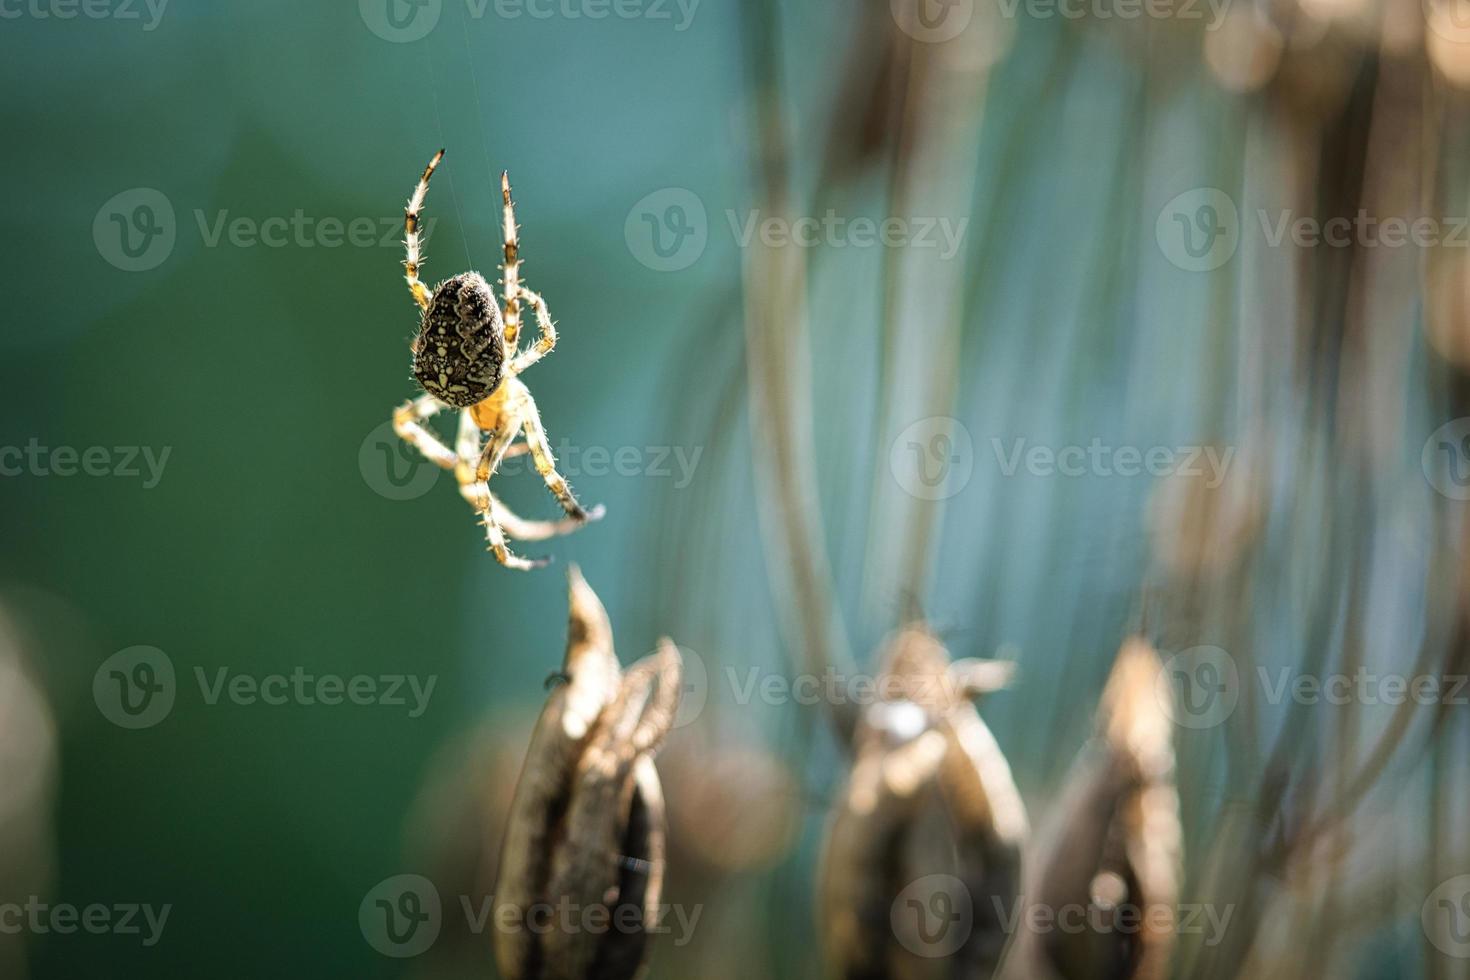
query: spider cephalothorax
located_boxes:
[412,271,506,408]
[390,149,603,570]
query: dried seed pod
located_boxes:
[494,567,683,980]
[1016,637,1182,980]
[818,625,1029,980]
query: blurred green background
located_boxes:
[1,0,1464,977]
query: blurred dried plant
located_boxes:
[999,638,1181,980]
[492,568,683,980]
[0,606,56,980]
[819,625,1028,979]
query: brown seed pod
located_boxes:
[494,566,683,980]
[1009,637,1182,980]
[818,625,1029,980]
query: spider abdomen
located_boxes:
[412,271,506,407]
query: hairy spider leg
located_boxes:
[404,149,444,310]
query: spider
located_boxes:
[391,150,603,570]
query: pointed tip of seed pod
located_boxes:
[565,564,603,633]
[1100,636,1173,780]
[949,657,1018,698]
[565,564,614,670]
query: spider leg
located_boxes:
[508,286,557,376]
[403,149,444,310]
[517,387,604,524]
[469,417,551,570]
[500,170,523,355]
[450,410,584,543]
[392,394,457,469]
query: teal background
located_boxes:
[0,1,1454,978]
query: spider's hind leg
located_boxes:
[450,410,585,543]
[392,394,456,469]
[465,413,552,570]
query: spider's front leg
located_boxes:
[499,170,524,354]
[509,286,557,376]
[404,149,443,310]
[514,384,605,525]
